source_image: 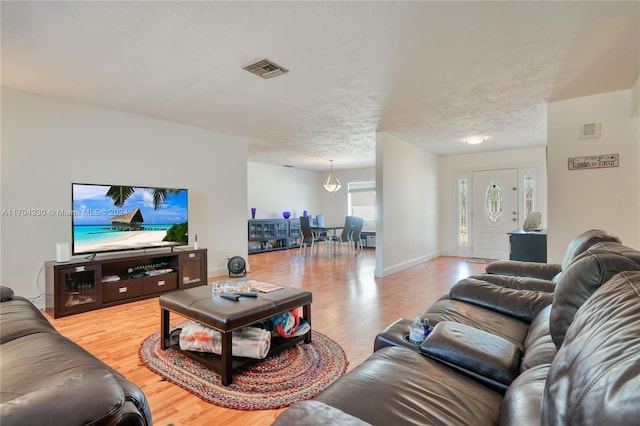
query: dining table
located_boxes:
[310,225,345,257]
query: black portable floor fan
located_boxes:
[227,256,247,277]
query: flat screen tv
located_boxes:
[71,183,188,255]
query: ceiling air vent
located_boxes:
[243,59,288,79]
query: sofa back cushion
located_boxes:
[520,305,556,372]
[541,271,640,425]
[450,278,553,323]
[559,229,620,271]
[549,242,640,349]
[500,364,549,426]
[0,297,58,344]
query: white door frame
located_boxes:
[453,161,546,259]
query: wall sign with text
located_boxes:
[568,154,619,171]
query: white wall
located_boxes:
[247,162,375,223]
[632,77,640,246]
[319,167,376,229]
[376,132,439,277]
[247,162,321,220]
[438,146,548,257]
[547,88,640,261]
[1,88,249,298]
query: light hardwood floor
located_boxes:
[44,249,486,426]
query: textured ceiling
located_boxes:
[2,1,638,171]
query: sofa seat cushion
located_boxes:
[0,297,58,344]
[1,333,125,425]
[312,346,503,426]
[421,296,529,348]
[520,306,556,371]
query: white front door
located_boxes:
[472,169,518,259]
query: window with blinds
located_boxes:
[348,181,376,220]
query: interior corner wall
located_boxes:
[0,87,249,298]
[247,162,322,220]
[547,88,640,261]
[376,132,439,277]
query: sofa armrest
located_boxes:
[485,260,561,280]
[450,278,553,322]
[1,286,14,301]
[420,321,522,393]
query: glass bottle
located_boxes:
[409,317,425,344]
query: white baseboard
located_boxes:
[379,250,440,277]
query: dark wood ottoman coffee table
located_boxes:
[159,284,312,385]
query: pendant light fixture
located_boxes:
[322,160,342,193]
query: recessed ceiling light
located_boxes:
[465,137,485,145]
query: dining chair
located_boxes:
[349,216,365,255]
[331,216,356,254]
[315,215,329,238]
[299,215,328,256]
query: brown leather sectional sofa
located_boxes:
[273,231,640,425]
[0,287,152,426]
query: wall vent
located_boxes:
[579,122,601,139]
[243,59,288,79]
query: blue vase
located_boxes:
[282,211,291,219]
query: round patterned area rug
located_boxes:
[139,325,348,410]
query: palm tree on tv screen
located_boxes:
[106,186,181,210]
[105,186,187,243]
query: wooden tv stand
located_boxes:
[45,248,207,318]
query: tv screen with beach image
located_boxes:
[72,183,188,255]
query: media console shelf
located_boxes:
[45,248,207,318]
